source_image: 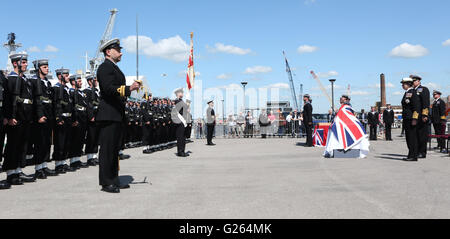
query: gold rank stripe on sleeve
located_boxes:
[442,116,447,120]
[413,111,419,120]
[422,108,429,116]
[116,85,126,97]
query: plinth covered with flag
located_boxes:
[324,104,370,158]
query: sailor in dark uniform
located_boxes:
[142,93,153,154]
[171,88,189,157]
[0,71,10,189]
[31,59,58,179]
[303,94,313,147]
[206,100,216,146]
[411,75,430,158]
[96,38,141,193]
[383,104,395,141]
[52,68,76,174]
[431,90,447,151]
[67,75,89,170]
[84,75,100,165]
[401,78,420,161]
[3,53,38,185]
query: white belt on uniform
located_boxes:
[23,99,33,104]
[62,113,72,117]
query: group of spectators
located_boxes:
[194,109,309,139]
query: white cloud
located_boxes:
[297,45,319,54]
[351,91,370,96]
[265,83,290,89]
[244,66,272,74]
[44,45,59,52]
[28,46,41,53]
[389,43,429,58]
[316,71,339,78]
[369,82,395,89]
[208,43,251,55]
[424,82,440,89]
[443,39,450,46]
[122,35,189,62]
[393,91,403,96]
[217,73,232,80]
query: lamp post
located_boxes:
[241,82,247,112]
[222,99,225,137]
[329,79,336,113]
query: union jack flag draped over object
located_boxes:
[324,104,370,158]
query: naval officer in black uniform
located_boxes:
[96,38,141,193]
[171,88,189,157]
[303,94,313,147]
[431,90,447,151]
[411,75,430,159]
[206,100,216,146]
[401,78,420,161]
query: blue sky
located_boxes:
[1,0,449,116]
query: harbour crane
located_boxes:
[283,51,299,111]
[89,8,118,74]
[310,70,333,105]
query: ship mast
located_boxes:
[3,33,22,73]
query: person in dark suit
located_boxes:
[411,75,430,158]
[368,106,379,140]
[96,38,142,193]
[401,78,420,161]
[431,90,447,151]
[303,94,313,147]
[383,104,395,141]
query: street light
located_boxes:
[221,99,225,137]
[329,79,336,113]
[241,82,247,112]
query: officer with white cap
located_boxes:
[96,38,142,193]
[401,77,420,161]
[431,90,446,151]
[206,100,216,146]
[411,75,430,158]
[171,88,189,157]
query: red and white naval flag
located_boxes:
[186,32,195,93]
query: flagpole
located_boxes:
[136,14,139,86]
[186,32,194,102]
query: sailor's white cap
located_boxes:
[100,38,122,53]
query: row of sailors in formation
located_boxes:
[0,53,191,190]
